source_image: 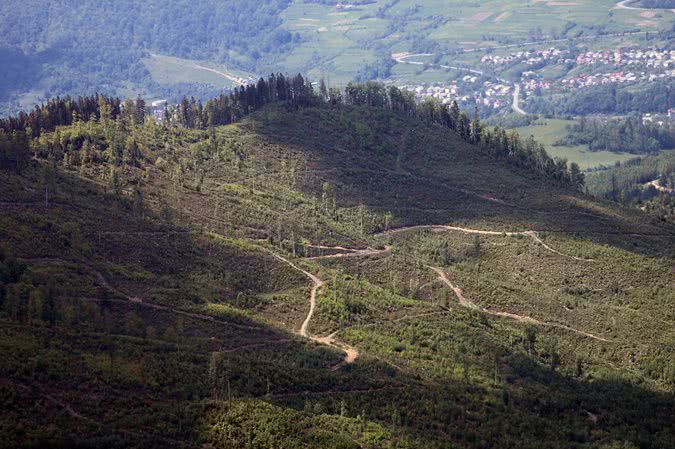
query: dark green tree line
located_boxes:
[1,74,583,188]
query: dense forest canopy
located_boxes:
[525,82,674,117]
[555,116,675,154]
[0,0,294,62]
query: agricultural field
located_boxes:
[277,0,674,85]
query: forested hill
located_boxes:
[0,78,674,448]
[1,76,586,192]
[0,0,296,110]
[638,0,675,8]
[0,0,293,63]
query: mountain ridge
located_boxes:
[0,87,673,448]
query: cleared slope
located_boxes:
[0,103,673,448]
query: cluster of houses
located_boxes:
[396,80,511,110]
[398,84,461,105]
[642,110,675,126]
[481,48,571,66]
[521,77,552,95]
[480,46,673,70]
[560,69,674,89]
[575,48,674,69]
[335,2,357,9]
[486,45,675,95]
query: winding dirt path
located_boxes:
[306,245,392,260]
[376,225,595,262]
[3,379,97,425]
[23,250,359,367]
[430,266,610,341]
[269,254,323,338]
[393,52,485,75]
[269,253,359,367]
[646,179,675,194]
[193,64,249,86]
[3,379,184,444]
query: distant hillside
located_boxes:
[1,84,674,448]
[0,0,296,114]
[3,0,673,117]
[638,0,675,8]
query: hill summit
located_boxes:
[0,78,674,448]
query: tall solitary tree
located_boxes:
[39,162,57,207]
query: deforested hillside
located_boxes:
[1,81,674,448]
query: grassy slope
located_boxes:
[0,104,673,448]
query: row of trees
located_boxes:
[0,95,122,137]
[482,128,585,188]
[1,74,583,188]
[167,73,319,128]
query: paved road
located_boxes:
[512,84,527,115]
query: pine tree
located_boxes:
[39,162,57,207]
[319,78,328,100]
[134,96,146,126]
[568,162,585,189]
[109,167,122,196]
[124,137,140,167]
[470,107,481,144]
[449,101,460,131]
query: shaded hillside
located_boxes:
[218,105,675,256]
[0,100,674,448]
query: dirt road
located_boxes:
[376,225,595,262]
[270,253,359,367]
[23,257,265,331]
[193,64,248,86]
[393,52,485,75]
[306,245,391,260]
[430,266,610,341]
